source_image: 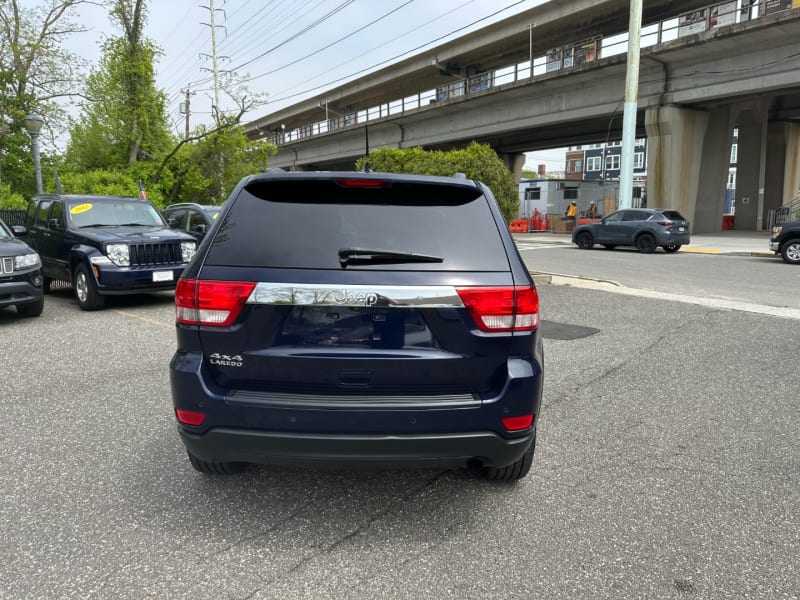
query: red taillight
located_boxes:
[456,285,539,333]
[502,414,534,431]
[175,409,206,426]
[657,220,674,226]
[335,178,388,188]
[175,278,256,327]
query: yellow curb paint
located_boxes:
[680,248,721,254]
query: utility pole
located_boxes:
[201,0,227,124]
[179,87,195,139]
[619,0,643,210]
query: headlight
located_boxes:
[14,252,41,270]
[772,226,782,236]
[181,241,197,263]
[106,243,130,266]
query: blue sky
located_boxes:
[57,0,565,170]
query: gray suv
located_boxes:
[572,208,690,253]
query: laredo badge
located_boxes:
[209,353,243,367]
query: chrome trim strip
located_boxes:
[247,282,464,308]
[226,390,480,410]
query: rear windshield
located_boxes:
[204,179,510,270]
[660,210,686,221]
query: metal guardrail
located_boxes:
[266,0,794,147]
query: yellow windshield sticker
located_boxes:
[212,212,219,220]
[70,203,93,215]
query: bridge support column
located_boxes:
[499,152,527,182]
[731,100,771,230]
[782,123,800,204]
[695,106,734,233]
[645,105,708,232]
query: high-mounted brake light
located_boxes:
[175,278,256,327]
[335,178,389,188]
[456,285,539,333]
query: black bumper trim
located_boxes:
[178,428,534,469]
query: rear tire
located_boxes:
[480,432,536,481]
[636,233,656,254]
[73,263,105,310]
[575,232,594,250]
[780,240,800,264]
[16,297,44,317]
[187,451,245,475]
[663,243,681,253]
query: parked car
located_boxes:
[770,221,800,264]
[170,171,543,481]
[162,203,222,242]
[23,194,197,310]
[0,218,44,317]
[571,208,690,253]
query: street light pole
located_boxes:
[619,0,643,210]
[24,114,44,195]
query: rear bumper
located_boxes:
[661,233,691,245]
[179,428,534,469]
[170,349,543,469]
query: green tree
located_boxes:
[0,0,89,195]
[66,0,172,170]
[355,143,519,222]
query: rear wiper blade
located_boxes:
[338,247,444,267]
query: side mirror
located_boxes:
[167,217,177,227]
[190,223,206,234]
[48,218,63,230]
[11,225,27,237]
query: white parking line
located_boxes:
[547,275,800,321]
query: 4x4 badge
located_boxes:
[209,353,244,367]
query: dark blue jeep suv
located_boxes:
[170,171,543,480]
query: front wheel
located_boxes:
[663,243,682,253]
[781,240,800,264]
[73,263,105,310]
[16,297,44,317]
[575,231,594,250]
[636,233,656,254]
[480,432,536,481]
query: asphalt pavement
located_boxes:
[514,229,774,257]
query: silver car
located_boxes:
[571,208,690,254]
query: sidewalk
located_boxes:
[513,229,775,257]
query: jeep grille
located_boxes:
[129,243,182,266]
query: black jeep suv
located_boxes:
[23,195,197,310]
[0,218,44,318]
[170,171,544,481]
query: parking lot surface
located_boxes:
[1,285,798,599]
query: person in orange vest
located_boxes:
[566,202,577,219]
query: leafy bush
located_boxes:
[0,183,27,209]
[355,142,519,222]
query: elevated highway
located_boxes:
[245,1,800,232]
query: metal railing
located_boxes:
[767,193,800,230]
[266,0,792,147]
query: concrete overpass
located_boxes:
[244,0,800,232]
